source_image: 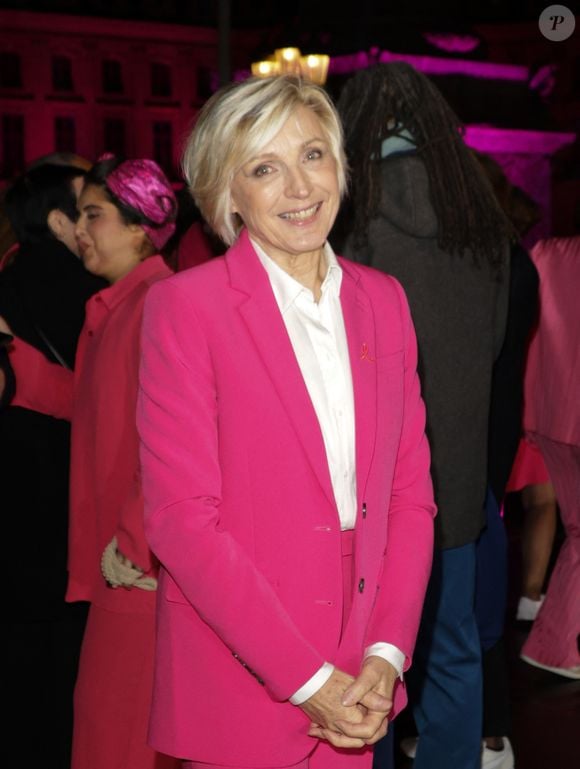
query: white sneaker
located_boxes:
[400,736,418,759]
[520,654,580,679]
[400,736,514,768]
[482,737,514,769]
[516,595,544,621]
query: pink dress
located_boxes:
[520,236,580,670]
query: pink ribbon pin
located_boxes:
[360,343,375,362]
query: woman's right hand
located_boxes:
[0,315,13,336]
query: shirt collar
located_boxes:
[251,238,342,314]
[92,255,168,311]
[380,126,416,158]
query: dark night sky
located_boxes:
[0,0,564,61]
[0,0,557,27]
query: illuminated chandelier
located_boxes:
[251,48,330,85]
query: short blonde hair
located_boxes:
[182,76,347,246]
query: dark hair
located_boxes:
[474,152,540,238]
[336,62,512,270]
[27,152,90,172]
[4,164,86,245]
[84,156,149,229]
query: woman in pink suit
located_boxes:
[520,235,580,678]
[2,156,181,769]
[137,75,436,769]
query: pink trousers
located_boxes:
[184,530,373,769]
[521,435,580,668]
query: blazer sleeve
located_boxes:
[114,466,153,573]
[137,279,325,702]
[366,278,436,669]
[9,336,74,420]
[112,297,154,573]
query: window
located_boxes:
[55,117,76,153]
[103,118,127,158]
[1,115,25,178]
[102,59,123,94]
[52,56,74,92]
[152,121,173,175]
[196,65,215,103]
[0,52,22,89]
[151,62,172,98]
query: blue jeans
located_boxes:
[372,722,394,769]
[407,543,482,769]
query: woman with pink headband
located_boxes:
[0,155,180,769]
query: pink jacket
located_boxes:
[11,256,172,612]
[137,231,436,765]
[524,236,580,446]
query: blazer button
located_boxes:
[358,578,365,593]
[362,502,367,519]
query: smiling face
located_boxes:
[75,184,146,284]
[229,106,340,269]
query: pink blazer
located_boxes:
[137,230,436,766]
[524,236,580,446]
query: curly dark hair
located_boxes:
[474,151,540,238]
[336,62,513,270]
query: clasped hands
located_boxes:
[300,656,397,749]
[100,537,157,591]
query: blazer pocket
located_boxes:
[164,574,190,606]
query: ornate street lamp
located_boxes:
[251,48,330,85]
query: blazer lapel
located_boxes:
[340,261,378,509]
[226,232,337,511]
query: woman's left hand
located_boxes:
[333,656,397,745]
[101,536,157,590]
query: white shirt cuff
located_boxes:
[364,643,405,681]
[289,662,335,705]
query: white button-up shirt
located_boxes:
[255,240,357,530]
[253,240,404,703]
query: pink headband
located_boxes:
[101,156,177,250]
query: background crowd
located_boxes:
[0,61,578,769]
